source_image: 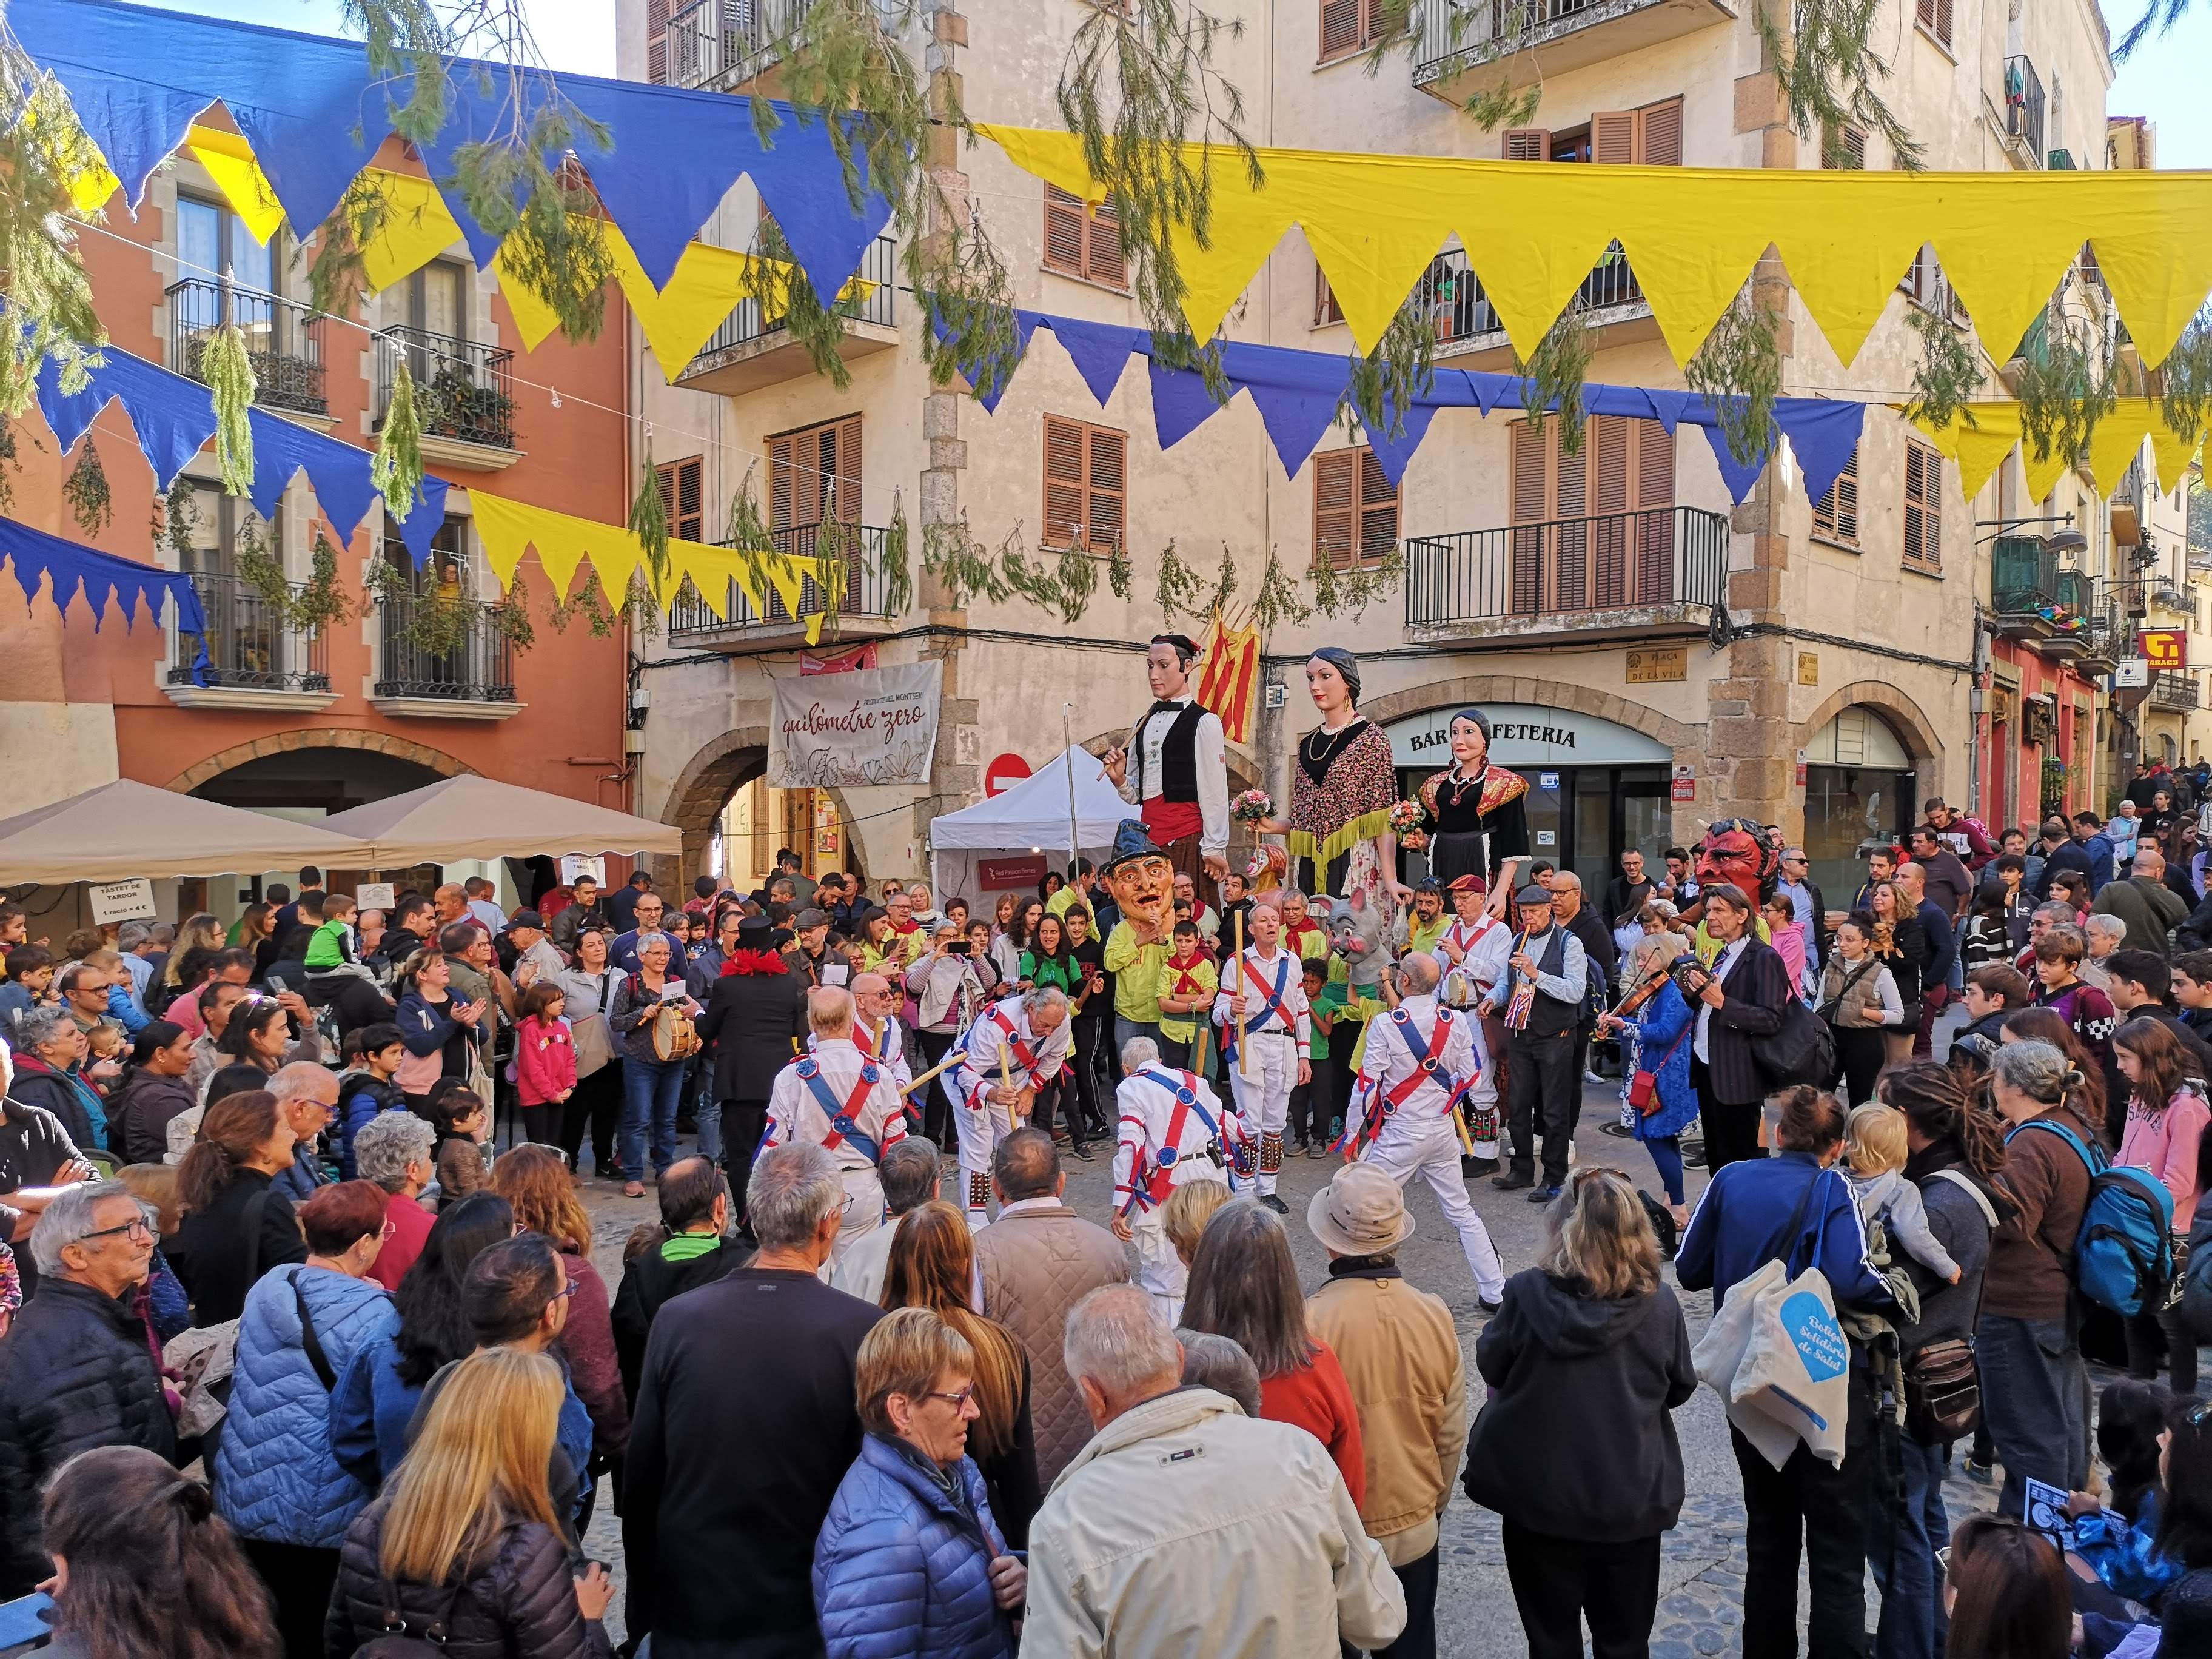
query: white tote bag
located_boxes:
[1729,1262,1851,1468]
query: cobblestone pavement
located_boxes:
[577,1074,2039,1657]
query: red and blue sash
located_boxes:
[796,1056,884,1164]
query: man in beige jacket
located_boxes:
[1025,1282,1406,1657]
[1306,1162,1469,1659]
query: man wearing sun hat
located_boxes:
[1307,1161,1468,1659]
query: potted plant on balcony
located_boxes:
[418,363,515,445]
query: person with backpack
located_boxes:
[1981,1039,2106,1521]
[2112,1018,2211,1395]
[1869,1063,2007,1659]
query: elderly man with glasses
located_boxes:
[0,1179,177,1596]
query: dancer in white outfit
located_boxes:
[1431,874,1514,1164]
[763,986,911,1268]
[1210,901,1312,1214]
[940,988,1072,1223]
[1339,954,1507,1305]
[1110,1034,1247,1312]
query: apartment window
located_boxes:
[1823,125,1867,169]
[770,415,863,530]
[1811,448,1860,548]
[1042,185,1128,290]
[402,261,468,341]
[1042,416,1125,551]
[1903,439,1943,572]
[657,456,705,543]
[646,0,668,83]
[1591,98,1684,167]
[176,480,276,577]
[1916,0,1952,49]
[1510,415,1675,610]
[382,514,472,597]
[1315,265,1345,327]
[1899,247,1966,326]
[1313,446,1398,569]
[176,196,276,294]
[1319,0,1386,63]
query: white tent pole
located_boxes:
[1063,707,1082,883]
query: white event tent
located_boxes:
[928,746,1136,903]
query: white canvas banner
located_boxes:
[769,660,943,788]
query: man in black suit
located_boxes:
[693,914,808,1182]
[1683,883,1789,1173]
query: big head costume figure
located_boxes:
[1104,633,1232,907]
[1101,820,1177,946]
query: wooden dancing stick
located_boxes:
[1234,910,1251,1078]
[900,1051,964,1098]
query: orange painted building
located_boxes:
[2,134,637,915]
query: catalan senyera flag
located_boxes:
[1194,611,1262,746]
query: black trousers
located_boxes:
[243,1537,341,1659]
[1830,1024,1887,1109]
[916,1028,959,1147]
[1499,1523,1661,1659]
[560,1064,624,1175]
[1071,1016,1107,1133]
[722,1098,769,1184]
[1340,1544,1439,1659]
[1691,1054,1766,1174]
[1505,1027,1578,1185]
[1289,1060,1332,1146]
[1731,1366,1877,1659]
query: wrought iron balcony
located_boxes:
[1989,537,2063,635]
[1413,0,1732,90]
[375,592,518,702]
[165,571,331,693]
[2004,55,2047,166]
[2152,671,2202,712]
[676,236,899,395]
[1415,245,1644,348]
[374,327,517,451]
[167,278,327,416]
[668,522,899,645]
[1404,505,1729,632]
[662,0,803,93]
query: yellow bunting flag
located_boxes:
[976,124,2212,374]
[1908,399,2207,504]
[469,491,834,645]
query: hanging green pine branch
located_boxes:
[2158,312,2212,444]
[765,0,928,230]
[0,52,106,420]
[1686,290,1783,466]
[61,437,110,537]
[881,495,914,617]
[200,322,258,496]
[1362,1,1544,130]
[754,217,868,390]
[1752,0,1923,171]
[917,221,1024,405]
[629,444,672,597]
[2015,308,2119,464]
[921,515,1010,608]
[2115,1,2198,61]
[1515,304,1595,456]
[1903,305,1983,431]
[1343,293,1440,442]
[374,357,427,523]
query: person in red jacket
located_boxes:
[513,981,577,1148]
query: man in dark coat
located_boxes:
[1681,883,1791,1174]
[612,1157,750,1402]
[0,1179,177,1595]
[625,1144,881,1658]
[693,916,809,1181]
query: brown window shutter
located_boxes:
[1825,125,1868,169]
[1319,0,1362,61]
[1313,450,1357,570]
[1501,129,1552,161]
[1509,422,1547,612]
[646,0,668,84]
[1554,422,1589,608]
[1815,448,1861,545]
[1086,426,1127,550]
[1934,0,1953,47]
[1590,417,1631,608]
[833,415,863,524]
[1315,266,1344,326]
[1592,112,1637,166]
[1044,185,1086,275]
[1357,448,1398,561]
[1084,194,1127,289]
[1633,420,1675,512]
[768,435,797,532]
[1634,422,1677,602]
[1635,98,1684,166]
[1905,441,1940,568]
[656,458,704,543]
[1043,415,1088,548]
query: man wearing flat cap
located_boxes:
[1486,882,1588,1204]
[1104,632,1232,912]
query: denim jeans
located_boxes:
[1976,1312,2090,1521]
[1113,1016,1161,1065]
[693,1096,723,1164]
[620,1054,686,1178]
[1869,1435,1951,1659]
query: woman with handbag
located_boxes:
[1868,1062,2006,1659]
[1597,937,1700,1243]
[555,929,625,1184]
[1820,913,1906,1108]
[609,933,704,1199]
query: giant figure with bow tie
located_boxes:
[1102,632,1232,912]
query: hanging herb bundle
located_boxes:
[1250,548,1312,632]
[1155,538,1205,623]
[1514,304,1595,456]
[880,496,914,617]
[199,321,258,496]
[1107,539,1134,601]
[1686,291,1783,466]
[629,445,672,598]
[1311,544,1404,620]
[920,517,1010,608]
[0,423,18,517]
[163,476,199,563]
[489,566,537,653]
[61,437,111,537]
[232,514,289,610]
[1903,305,1984,431]
[549,569,618,637]
[1207,544,1239,618]
[289,530,357,634]
[373,357,427,522]
[811,517,850,618]
[0,58,106,420]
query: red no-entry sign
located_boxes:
[984,752,1032,797]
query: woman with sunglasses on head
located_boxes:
[209,1179,397,1658]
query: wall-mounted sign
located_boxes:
[1538,772,1561,791]
[1385,705,1672,769]
[2142,629,2187,669]
[2113,658,2150,688]
[1795,748,1808,786]
[769,660,943,788]
[1798,652,1820,686]
[1671,764,1697,803]
[1625,647,1687,684]
[984,752,1032,798]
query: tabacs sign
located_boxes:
[2140,629,2187,671]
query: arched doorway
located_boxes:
[1802,707,1917,899]
[660,728,865,892]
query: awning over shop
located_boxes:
[318,775,683,868]
[0,779,376,883]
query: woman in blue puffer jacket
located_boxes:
[815,1309,1024,1659]
[1598,932,1701,1245]
[209,1179,398,1658]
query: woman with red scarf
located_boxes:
[693,914,808,1180]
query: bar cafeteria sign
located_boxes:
[769,660,943,788]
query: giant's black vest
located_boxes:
[1134,702,1207,804]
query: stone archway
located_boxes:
[1356,674,1701,756]
[165,729,475,794]
[658,726,867,887]
[1796,681,1946,792]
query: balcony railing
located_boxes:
[2005,55,2047,166]
[1991,536,2062,616]
[1415,0,1681,75]
[167,278,327,416]
[2153,671,2202,711]
[165,570,330,692]
[1404,506,1729,628]
[690,235,899,364]
[376,593,517,702]
[668,523,899,641]
[374,327,517,450]
[663,0,803,92]
[1415,244,1643,346]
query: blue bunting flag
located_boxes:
[0,514,209,635]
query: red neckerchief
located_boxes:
[1283,919,1322,950]
[720,949,788,977]
[1165,951,1210,996]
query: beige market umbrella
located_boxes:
[0,779,377,884]
[318,774,683,868]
